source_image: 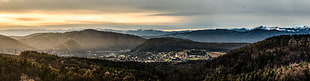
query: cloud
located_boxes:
[14,17,42,21]
[149,12,212,16]
[1,0,310,29]
[0,12,180,28]
[0,0,146,13]
[2,0,310,16]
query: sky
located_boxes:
[1,0,310,31]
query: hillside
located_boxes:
[131,37,247,53]
[18,29,146,51]
[163,29,295,43]
[0,35,32,54]
[164,35,310,81]
[209,35,310,73]
[0,51,163,81]
[202,35,310,80]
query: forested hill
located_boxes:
[0,51,163,81]
[131,37,247,53]
[202,35,310,81]
[203,34,310,81]
[18,29,145,51]
[164,35,310,81]
[209,34,310,74]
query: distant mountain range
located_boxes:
[100,29,191,38]
[2,25,310,43]
[162,28,294,43]
[230,25,310,32]
[97,26,310,43]
[163,26,310,43]
[0,25,309,54]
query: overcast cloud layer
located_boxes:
[1,0,310,30]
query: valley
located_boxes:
[0,28,310,81]
[0,29,248,62]
[1,34,309,81]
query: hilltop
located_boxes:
[18,29,146,52]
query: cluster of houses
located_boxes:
[123,49,220,62]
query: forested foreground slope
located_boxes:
[202,35,310,81]
[164,35,310,81]
[0,51,163,81]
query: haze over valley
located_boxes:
[0,26,309,62]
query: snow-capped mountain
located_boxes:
[230,25,310,33]
[99,29,191,37]
[162,25,310,43]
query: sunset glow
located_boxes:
[0,12,179,27]
[0,0,310,30]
